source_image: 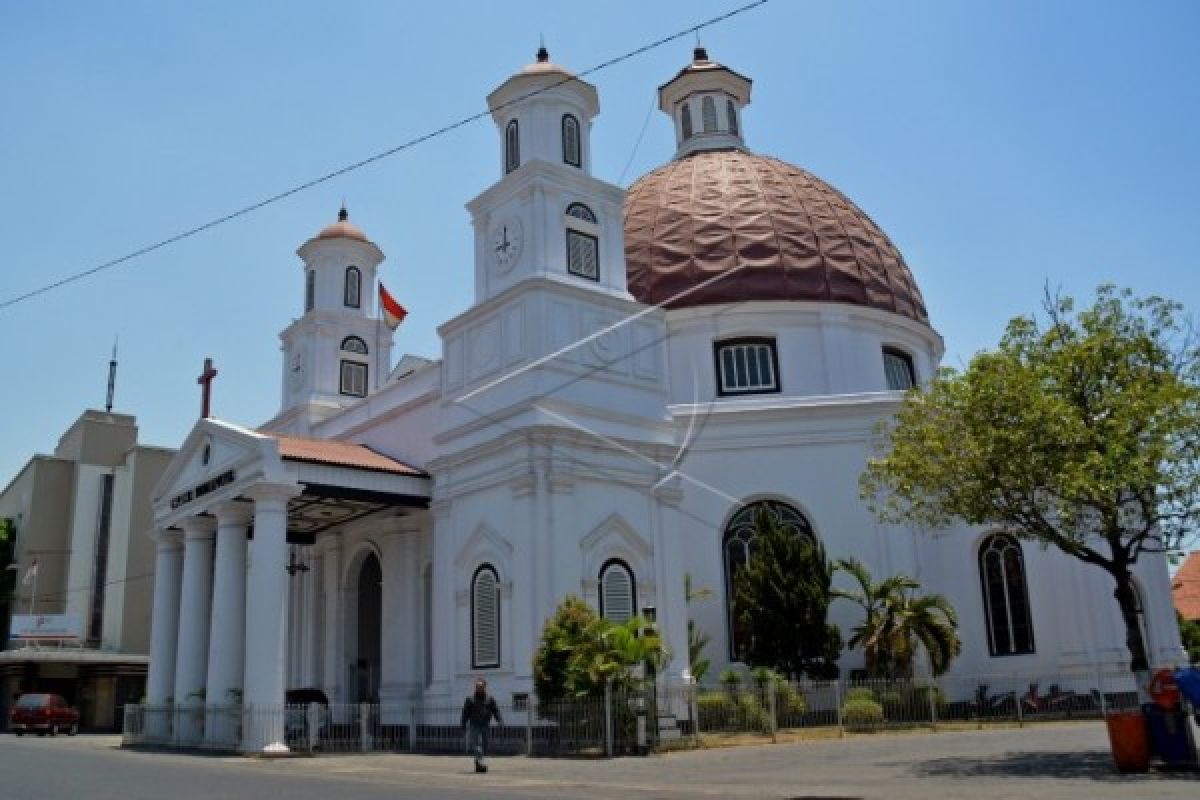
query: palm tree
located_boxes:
[833,557,961,678]
[684,573,713,684]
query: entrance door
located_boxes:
[353,553,382,702]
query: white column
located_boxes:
[306,550,324,688]
[204,502,251,745]
[322,536,344,704]
[242,484,298,753]
[145,530,182,739]
[173,515,216,745]
[379,528,410,709]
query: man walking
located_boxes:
[461,678,502,773]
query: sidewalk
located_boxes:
[229,720,1199,799]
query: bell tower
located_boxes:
[467,47,627,303]
[271,208,393,433]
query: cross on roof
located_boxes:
[197,357,218,419]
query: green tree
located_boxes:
[832,557,961,678]
[532,595,669,702]
[733,507,841,679]
[1178,612,1200,665]
[861,286,1200,679]
[684,573,712,684]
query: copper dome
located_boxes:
[624,150,929,324]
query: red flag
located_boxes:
[379,283,407,331]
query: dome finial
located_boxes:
[338,203,348,222]
[693,33,708,63]
[536,40,549,63]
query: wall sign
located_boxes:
[171,469,236,510]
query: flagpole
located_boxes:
[374,280,382,392]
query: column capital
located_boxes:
[153,528,183,551]
[243,482,302,507]
[180,515,217,539]
[213,500,254,527]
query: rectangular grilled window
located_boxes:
[715,339,780,396]
[340,360,367,397]
[566,230,599,281]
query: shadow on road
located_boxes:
[911,751,1200,782]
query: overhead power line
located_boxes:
[0,0,769,313]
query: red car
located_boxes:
[9,693,80,736]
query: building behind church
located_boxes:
[0,410,173,731]
[142,47,1185,753]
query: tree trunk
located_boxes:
[1111,572,1150,675]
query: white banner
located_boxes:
[9,614,82,641]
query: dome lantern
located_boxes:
[658,47,752,158]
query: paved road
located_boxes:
[4,722,1198,799]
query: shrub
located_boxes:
[697,692,735,731]
[718,667,742,694]
[735,692,770,732]
[843,687,877,705]
[842,697,884,732]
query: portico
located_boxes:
[146,418,429,752]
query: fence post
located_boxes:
[409,704,417,753]
[359,702,370,751]
[689,684,700,747]
[1014,676,1023,728]
[604,681,614,758]
[1096,667,1107,716]
[526,699,534,756]
[767,680,778,743]
[834,678,844,738]
[928,682,938,731]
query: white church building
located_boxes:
[145,48,1183,752]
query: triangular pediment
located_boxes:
[152,418,280,511]
[454,521,513,568]
[580,513,652,561]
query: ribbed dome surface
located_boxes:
[624,150,928,324]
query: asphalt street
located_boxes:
[3,722,1199,799]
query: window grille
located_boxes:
[340,360,367,397]
[715,339,779,395]
[727,100,739,136]
[344,266,361,308]
[979,534,1035,656]
[472,565,500,668]
[681,104,693,138]
[702,96,717,133]
[505,120,520,174]
[562,114,581,167]
[599,561,635,622]
[723,501,814,660]
[883,348,916,390]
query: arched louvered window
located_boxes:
[344,266,361,308]
[599,560,636,623]
[701,96,718,133]
[883,348,916,390]
[727,100,739,136]
[471,565,500,668]
[979,534,1035,656]
[505,120,520,174]
[681,104,693,139]
[305,270,315,312]
[723,501,814,660]
[341,336,368,354]
[565,203,600,281]
[562,113,581,167]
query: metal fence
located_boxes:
[123,666,1147,756]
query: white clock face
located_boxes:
[491,217,523,274]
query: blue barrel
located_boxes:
[1143,704,1197,766]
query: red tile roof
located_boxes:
[1172,552,1200,622]
[269,434,426,478]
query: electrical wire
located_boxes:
[0,0,769,313]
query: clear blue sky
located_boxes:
[1,1,1197,498]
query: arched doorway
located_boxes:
[352,552,382,702]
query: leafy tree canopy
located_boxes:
[734,507,841,679]
[862,286,1200,673]
[533,595,668,703]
